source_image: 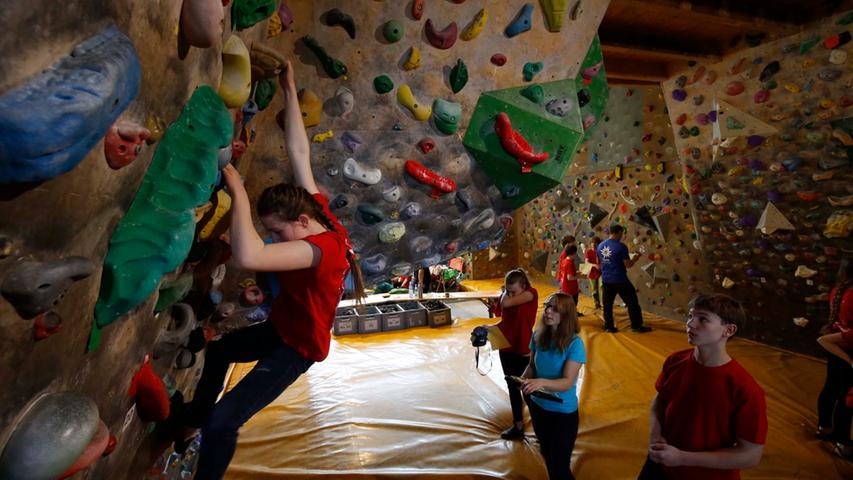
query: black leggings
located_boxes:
[528,401,579,480]
[500,351,530,423]
[637,456,670,479]
[817,351,853,444]
[602,280,644,329]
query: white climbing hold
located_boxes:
[343,158,381,185]
[711,193,728,205]
[382,185,402,202]
[792,317,809,327]
[794,265,817,279]
[721,277,735,289]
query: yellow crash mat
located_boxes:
[221,277,852,479]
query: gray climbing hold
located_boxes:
[410,235,433,254]
[332,86,354,117]
[456,190,473,212]
[546,97,574,117]
[378,222,406,243]
[361,253,387,274]
[343,158,381,185]
[382,185,402,202]
[1,256,96,319]
[356,204,384,225]
[464,209,496,233]
[402,202,422,219]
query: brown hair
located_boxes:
[561,235,576,247]
[535,293,580,351]
[257,183,365,300]
[591,236,602,246]
[563,244,577,256]
[504,268,531,289]
[688,293,746,334]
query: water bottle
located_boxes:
[408,279,415,298]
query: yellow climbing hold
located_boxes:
[403,46,421,71]
[199,189,232,241]
[267,11,283,38]
[461,8,489,41]
[802,58,816,68]
[311,129,334,143]
[397,84,431,121]
[820,99,834,109]
[727,166,747,176]
[783,83,800,93]
[219,35,252,108]
[298,89,322,127]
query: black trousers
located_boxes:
[602,280,644,329]
[500,351,530,423]
[637,456,670,479]
[528,400,579,480]
[817,351,853,444]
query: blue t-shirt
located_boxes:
[528,334,586,413]
[597,238,629,283]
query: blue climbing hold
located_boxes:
[505,3,534,38]
[0,24,141,183]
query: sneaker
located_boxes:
[604,326,618,333]
[834,442,853,461]
[816,426,834,440]
[501,425,525,440]
[632,326,652,333]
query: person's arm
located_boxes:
[279,62,318,195]
[624,250,639,268]
[817,333,853,365]
[222,164,320,272]
[649,438,764,470]
[520,351,536,379]
[648,393,666,445]
[522,358,583,394]
[501,289,534,308]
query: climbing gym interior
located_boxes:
[0,0,852,478]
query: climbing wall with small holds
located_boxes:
[662,10,852,353]
[518,86,709,319]
[469,210,522,280]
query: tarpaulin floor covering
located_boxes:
[222,277,853,479]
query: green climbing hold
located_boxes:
[799,35,821,54]
[432,98,462,134]
[374,75,394,94]
[254,78,277,110]
[154,272,193,312]
[357,204,384,225]
[837,11,853,25]
[301,36,348,79]
[232,0,277,30]
[520,85,544,104]
[450,59,468,94]
[523,62,543,81]
[725,116,744,130]
[689,126,700,136]
[382,20,404,43]
[763,80,777,90]
[90,86,232,350]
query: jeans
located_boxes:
[817,351,853,444]
[186,321,314,479]
[500,351,530,423]
[528,400,579,480]
[602,280,644,329]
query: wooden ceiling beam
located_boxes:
[601,43,721,64]
[604,58,670,83]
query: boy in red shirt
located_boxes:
[559,244,580,309]
[584,236,602,309]
[639,294,767,480]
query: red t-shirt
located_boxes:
[559,257,579,295]
[268,194,350,362]
[829,286,853,331]
[497,287,538,354]
[655,349,767,480]
[584,248,601,280]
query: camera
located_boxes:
[470,326,489,347]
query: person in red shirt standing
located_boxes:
[172,62,364,479]
[584,236,602,309]
[492,268,539,440]
[816,259,853,459]
[639,293,767,480]
[559,244,580,311]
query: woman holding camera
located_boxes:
[522,293,585,480]
[492,268,538,440]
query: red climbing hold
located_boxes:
[412,0,424,20]
[405,159,457,198]
[491,53,507,66]
[725,81,745,96]
[494,112,549,173]
[675,113,687,125]
[418,137,436,154]
[425,19,458,49]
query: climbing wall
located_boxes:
[661,10,853,353]
[242,0,612,281]
[519,86,707,319]
[469,210,522,281]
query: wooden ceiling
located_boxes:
[600,0,853,85]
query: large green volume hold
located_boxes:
[89,86,232,350]
[233,0,278,30]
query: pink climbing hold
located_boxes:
[695,113,710,126]
[105,122,151,170]
[582,62,602,80]
[491,53,507,66]
[582,115,597,130]
[754,89,770,103]
[425,19,458,49]
[725,81,745,96]
[418,137,436,154]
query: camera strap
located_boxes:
[474,344,492,376]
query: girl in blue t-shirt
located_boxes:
[521,293,586,480]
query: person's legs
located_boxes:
[601,283,618,331]
[831,355,853,445]
[818,353,844,432]
[545,410,579,480]
[616,281,646,330]
[499,351,529,439]
[528,400,552,467]
[184,321,284,427]
[590,278,601,309]
[194,342,314,479]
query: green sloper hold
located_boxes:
[382,20,404,43]
[232,0,277,30]
[254,78,276,110]
[574,35,609,140]
[450,59,468,94]
[154,272,193,312]
[799,34,821,54]
[523,62,543,81]
[301,36,348,79]
[89,86,231,351]
[432,98,462,134]
[838,11,853,25]
[374,75,394,94]
[520,85,544,104]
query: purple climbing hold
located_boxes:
[747,135,765,147]
[341,131,362,152]
[708,111,717,123]
[748,158,765,171]
[767,190,782,203]
[671,89,687,101]
[746,268,763,278]
[738,214,758,228]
